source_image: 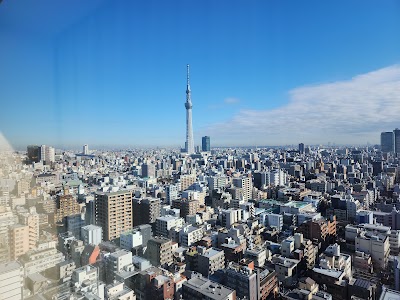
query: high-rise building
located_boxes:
[18,207,39,250]
[202,136,210,152]
[165,185,178,203]
[179,174,196,191]
[95,191,133,241]
[145,237,173,267]
[9,224,29,260]
[299,143,305,154]
[132,198,161,227]
[381,132,393,153]
[55,194,81,223]
[197,247,226,277]
[253,171,270,189]
[172,198,199,218]
[83,144,89,155]
[393,129,400,154]
[208,176,227,190]
[232,176,253,201]
[27,145,40,163]
[40,145,55,164]
[142,163,156,178]
[184,64,195,154]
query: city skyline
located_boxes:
[1,1,400,148]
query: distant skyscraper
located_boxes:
[27,145,40,162]
[83,144,89,155]
[394,129,400,154]
[40,145,55,164]
[184,64,195,154]
[142,163,156,178]
[381,132,394,153]
[202,136,210,152]
[298,143,305,154]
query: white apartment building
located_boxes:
[219,209,242,229]
[345,224,400,255]
[81,224,103,245]
[232,176,252,201]
[260,212,283,232]
[105,281,135,300]
[156,215,184,237]
[346,199,361,221]
[270,169,287,187]
[40,145,55,163]
[72,265,98,286]
[120,229,143,251]
[107,250,132,274]
[355,232,390,270]
[208,176,227,190]
[166,185,178,203]
[106,250,134,284]
[319,243,352,279]
[197,247,225,277]
[0,261,23,300]
[71,265,105,299]
[281,238,295,257]
[179,225,204,247]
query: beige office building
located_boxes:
[179,174,196,191]
[96,190,133,241]
[19,207,40,250]
[9,224,29,260]
[55,194,81,223]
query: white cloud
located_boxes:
[208,97,241,110]
[204,65,400,145]
[224,97,240,104]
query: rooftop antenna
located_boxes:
[187,64,190,84]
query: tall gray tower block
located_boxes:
[185,64,195,154]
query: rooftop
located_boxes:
[379,288,400,300]
[184,276,234,299]
[284,201,310,208]
[110,249,131,258]
[81,224,102,231]
[96,190,131,197]
[312,267,343,279]
[201,248,223,258]
[0,261,21,274]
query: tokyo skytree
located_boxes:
[184,64,195,154]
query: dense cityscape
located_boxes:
[2,62,400,300]
[2,1,400,300]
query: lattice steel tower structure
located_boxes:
[184,64,195,154]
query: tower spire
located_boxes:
[186,64,191,93]
[187,64,190,84]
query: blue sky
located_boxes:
[1,0,400,149]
